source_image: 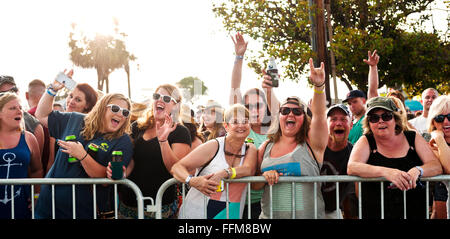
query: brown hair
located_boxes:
[75,83,98,113]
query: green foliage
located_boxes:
[212,0,449,96]
[176,76,208,103]
[68,20,136,93]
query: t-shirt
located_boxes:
[349,116,364,145]
[259,141,325,219]
[35,111,133,219]
[408,115,431,141]
[0,133,31,219]
[120,122,191,207]
[246,129,267,204]
[320,144,353,212]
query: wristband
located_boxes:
[314,88,324,94]
[230,167,237,179]
[159,139,168,143]
[235,55,244,60]
[314,81,325,88]
[47,89,56,97]
[79,151,88,162]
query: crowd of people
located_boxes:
[0,33,449,219]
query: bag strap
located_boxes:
[305,141,321,171]
[196,138,220,176]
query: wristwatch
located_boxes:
[185,175,193,186]
[415,166,424,178]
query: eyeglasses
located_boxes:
[280,107,303,116]
[153,93,177,104]
[434,114,450,123]
[107,104,130,117]
[245,102,264,110]
[368,112,393,123]
[228,118,249,125]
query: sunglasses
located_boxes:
[153,93,177,104]
[107,104,130,117]
[280,107,303,116]
[368,112,393,123]
[434,114,450,123]
[223,136,246,158]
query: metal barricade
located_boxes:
[154,175,450,219]
[0,178,144,219]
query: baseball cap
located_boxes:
[343,90,366,103]
[366,96,399,115]
[0,75,16,87]
[327,104,351,117]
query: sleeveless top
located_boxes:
[259,141,325,219]
[178,136,248,219]
[361,131,426,219]
[0,133,31,219]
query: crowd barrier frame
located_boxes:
[155,175,450,219]
[0,178,144,219]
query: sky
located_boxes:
[0,0,447,110]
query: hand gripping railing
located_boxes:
[154,175,450,219]
[0,178,144,219]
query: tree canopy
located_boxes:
[212,0,449,97]
[68,19,136,94]
[176,76,208,104]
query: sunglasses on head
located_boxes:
[107,104,130,117]
[280,107,303,116]
[153,93,177,104]
[434,113,450,123]
[368,112,393,123]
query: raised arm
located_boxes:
[307,58,328,164]
[364,50,380,99]
[229,32,248,105]
[35,70,73,127]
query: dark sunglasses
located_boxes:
[107,104,130,117]
[280,107,303,116]
[153,93,177,104]
[434,114,450,123]
[368,112,393,123]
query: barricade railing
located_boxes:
[155,175,450,219]
[0,178,144,219]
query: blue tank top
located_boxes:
[0,133,31,219]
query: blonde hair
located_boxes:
[389,96,413,131]
[80,93,131,141]
[223,104,249,123]
[427,95,450,133]
[136,84,182,130]
[0,92,24,132]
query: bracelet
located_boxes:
[235,55,244,60]
[46,89,56,97]
[79,151,88,162]
[230,167,237,179]
[314,81,325,88]
[224,168,232,179]
[159,139,168,143]
[415,166,424,177]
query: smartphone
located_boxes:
[55,72,77,91]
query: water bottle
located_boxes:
[111,151,123,180]
[267,57,279,87]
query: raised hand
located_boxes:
[156,113,177,142]
[231,32,248,56]
[363,50,379,66]
[308,58,325,87]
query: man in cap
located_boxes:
[321,104,357,219]
[0,75,45,166]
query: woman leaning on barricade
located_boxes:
[347,96,442,219]
[34,71,133,219]
[117,84,191,219]
[172,104,257,219]
[0,92,43,219]
[252,58,329,219]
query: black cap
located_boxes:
[327,104,351,117]
[343,90,366,103]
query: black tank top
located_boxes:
[361,131,426,219]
